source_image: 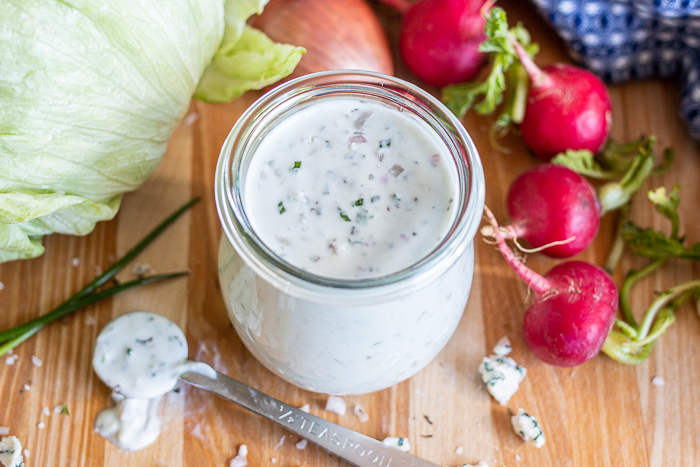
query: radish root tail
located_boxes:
[512,235,576,254]
[483,206,552,295]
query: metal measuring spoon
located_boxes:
[182,371,441,467]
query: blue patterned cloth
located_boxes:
[531,0,700,139]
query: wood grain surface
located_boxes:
[1,1,699,466]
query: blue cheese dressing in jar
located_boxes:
[216,71,484,395]
[244,98,458,279]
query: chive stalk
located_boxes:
[0,198,198,355]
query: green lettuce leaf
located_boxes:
[0,0,301,262]
[195,26,305,103]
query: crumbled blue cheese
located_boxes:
[0,436,24,467]
[511,408,545,448]
[477,355,526,406]
[382,437,411,452]
[492,336,512,356]
[460,462,489,467]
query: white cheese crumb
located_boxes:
[299,404,310,413]
[516,454,521,461]
[478,355,526,406]
[71,257,80,267]
[22,384,30,392]
[23,448,29,458]
[325,395,346,415]
[652,376,666,387]
[455,446,463,455]
[461,462,489,467]
[229,445,248,467]
[511,408,545,448]
[353,403,369,422]
[37,422,45,429]
[54,404,64,414]
[4,357,15,366]
[493,336,512,356]
[42,406,50,417]
[31,355,42,367]
[0,436,24,467]
[0,428,8,436]
[296,439,308,450]
[0,282,4,291]
[382,437,410,452]
[270,458,277,464]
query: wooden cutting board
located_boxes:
[1,1,699,466]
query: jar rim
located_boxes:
[215,70,484,301]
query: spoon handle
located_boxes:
[181,371,441,467]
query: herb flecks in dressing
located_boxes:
[244,99,458,279]
[93,311,216,451]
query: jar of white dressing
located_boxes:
[215,70,484,395]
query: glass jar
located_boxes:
[215,71,484,395]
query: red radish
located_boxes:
[485,146,658,259]
[379,0,490,87]
[511,40,612,161]
[500,164,602,258]
[484,206,618,367]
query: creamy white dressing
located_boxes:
[94,394,162,451]
[93,311,216,450]
[244,98,458,280]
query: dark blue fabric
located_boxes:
[531,0,700,139]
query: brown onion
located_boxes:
[253,0,394,78]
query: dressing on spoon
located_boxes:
[93,311,215,450]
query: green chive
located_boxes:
[0,198,198,356]
[354,198,363,206]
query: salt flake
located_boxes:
[325,395,346,415]
[652,376,666,387]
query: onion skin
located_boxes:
[254,0,394,79]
